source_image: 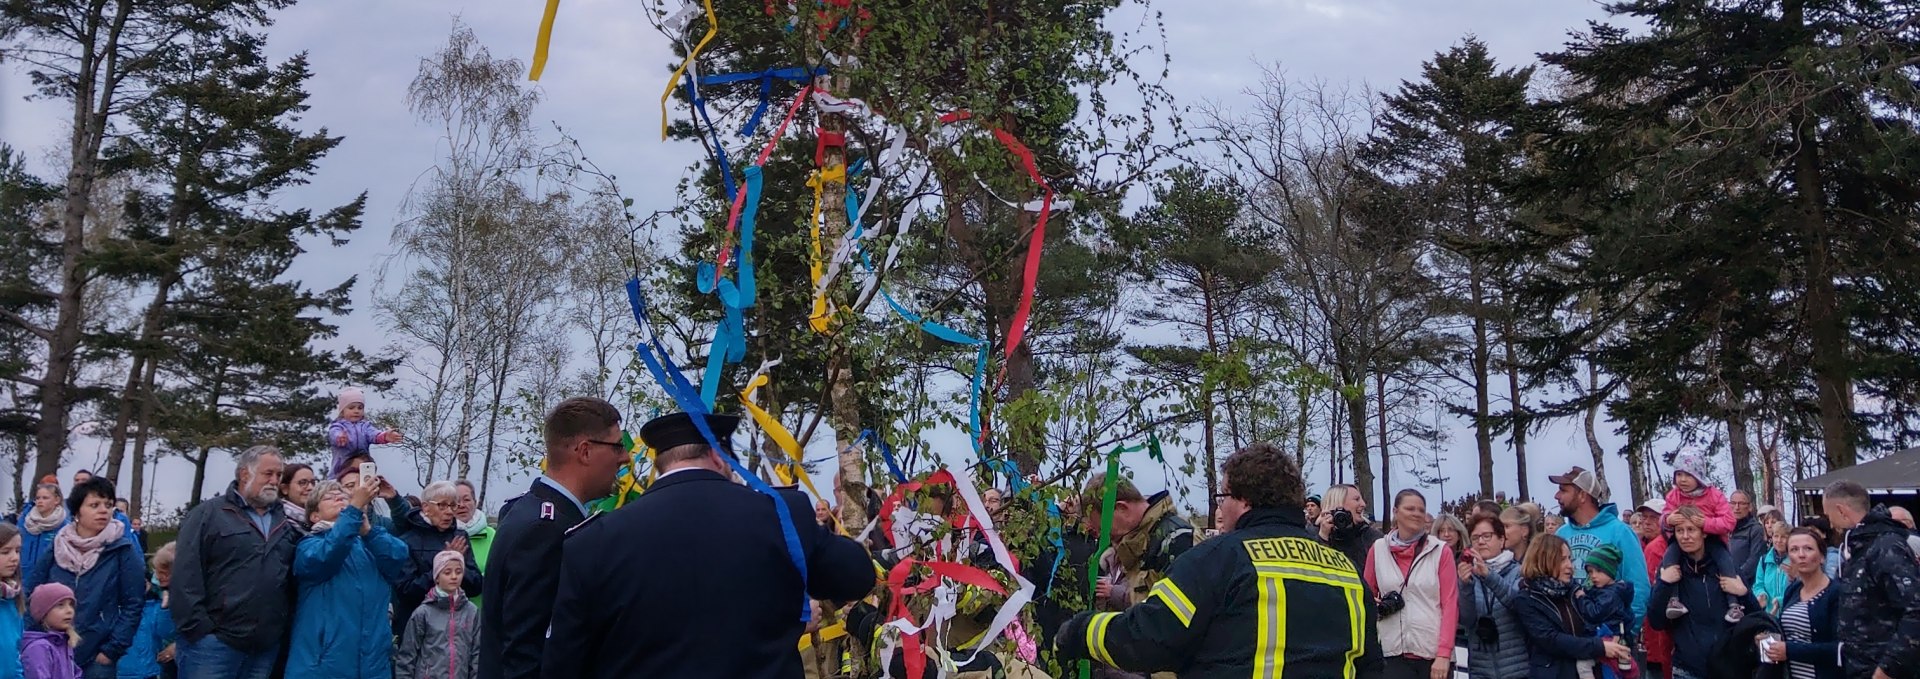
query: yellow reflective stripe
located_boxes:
[1086,612,1120,667]
[1149,580,1196,628]
[1343,583,1364,679]
[1253,573,1286,679]
[1254,563,1364,590]
[797,622,847,651]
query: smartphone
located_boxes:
[361,461,377,483]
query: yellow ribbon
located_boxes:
[528,0,563,81]
[739,371,846,536]
[658,0,719,139]
[805,165,846,334]
[797,622,847,651]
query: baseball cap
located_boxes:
[1636,498,1667,514]
[1548,466,1609,503]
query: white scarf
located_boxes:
[310,520,336,534]
[458,511,488,537]
[23,506,66,535]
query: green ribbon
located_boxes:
[1081,437,1154,679]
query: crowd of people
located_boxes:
[0,389,1915,679]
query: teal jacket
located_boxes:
[1557,503,1650,627]
[0,590,21,679]
[285,506,411,679]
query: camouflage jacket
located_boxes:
[1836,508,1920,679]
[1110,491,1196,607]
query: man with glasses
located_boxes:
[172,445,300,679]
[541,411,875,679]
[480,397,626,679]
[1726,490,1768,572]
[388,480,483,638]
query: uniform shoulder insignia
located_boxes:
[538,501,555,521]
[564,510,604,537]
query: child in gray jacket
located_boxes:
[396,551,480,679]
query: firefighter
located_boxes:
[1057,442,1384,678]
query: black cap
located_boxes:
[637,412,742,453]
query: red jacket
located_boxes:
[1662,486,1734,538]
[1641,535,1673,679]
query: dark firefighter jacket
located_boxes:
[1057,506,1384,679]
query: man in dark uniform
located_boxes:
[477,397,626,679]
[542,411,877,679]
[1057,442,1383,678]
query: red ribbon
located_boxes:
[713,85,813,279]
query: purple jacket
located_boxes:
[20,630,81,679]
[327,419,393,479]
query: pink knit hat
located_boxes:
[433,550,464,578]
[28,583,74,625]
[337,387,366,414]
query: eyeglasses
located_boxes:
[585,438,625,451]
[293,479,317,487]
[1471,532,1500,541]
[426,500,456,510]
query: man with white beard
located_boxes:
[171,444,302,679]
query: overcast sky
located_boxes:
[3,0,1661,519]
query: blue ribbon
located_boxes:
[625,278,812,622]
[696,66,828,137]
[683,74,738,200]
[696,164,764,406]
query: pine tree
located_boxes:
[1521,0,1920,474]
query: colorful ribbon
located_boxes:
[528,0,563,81]
[657,0,720,138]
[697,66,828,137]
[625,278,812,622]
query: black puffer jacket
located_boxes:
[388,498,482,637]
[1648,542,1762,677]
[1835,508,1920,679]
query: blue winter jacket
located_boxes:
[1558,504,1650,627]
[285,506,411,679]
[30,529,144,665]
[0,590,23,679]
[116,582,172,679]
[17,515,64,592]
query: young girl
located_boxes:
[118,543,176,679]
[0,523,25,679]
[1660,451,1742,622]
[395,551,480,679]
[327,387,404,479]
[22,583,81,679]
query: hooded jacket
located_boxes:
[1647,538,1763,676]
[16,514,64,593]
[20,629,80,679]
[1729,515,1768,568]
[30,528,143,665]
[396,588,481,679]
[115,581,173,679]
[1743,547,1789,617]
[1834,507,1920,679]
[286,506,412,679]
[1457,551,1529,679]
[1557,503,1651,626]
[170,483,300,651]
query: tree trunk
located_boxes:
[10,432,27,512]
[1507,328,1531,502]
[34,0,136,482]
[1470,271,1494,497]
[1725,383,1755,494]
[1583,362,1607,485]
[478,331,517,504]
[1624,438,1650,512]
[1342,383,1372,507]
[1201,274,1220,525]
[1376,372,1390,508]
[126,350,160,520]
[189,445,210,509]
[104,352,147,484]
[1294,386,1311,469]
[1783,0,1853,471]
[106,272,178,484]
[818,69,869,548]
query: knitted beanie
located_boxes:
[433,550,465,578]
[337,387,366,413]
[1584,543,1624,581]
[28,583,74,625]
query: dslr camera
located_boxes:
[1377,590,1406,618]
